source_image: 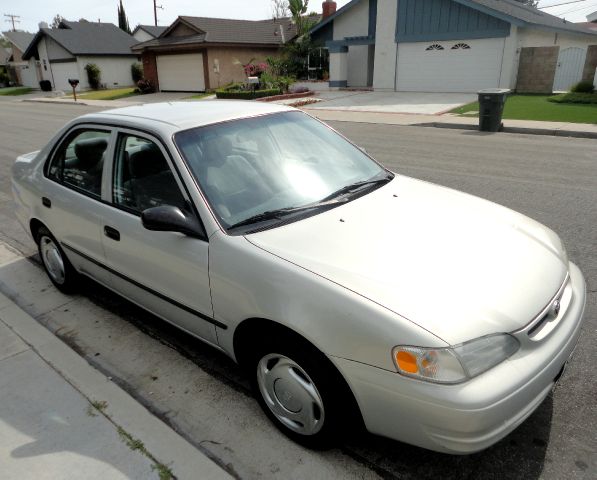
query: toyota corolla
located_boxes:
[11,102,586,453]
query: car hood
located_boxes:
[247,176,568,345]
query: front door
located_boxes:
[98,129,218,345]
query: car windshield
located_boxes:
[174,111,392,233]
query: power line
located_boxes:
[539,0,590,8]
[4,13,20,31]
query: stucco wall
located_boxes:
[45,36,74,60]
[499,25,519,89]
[75,56,139,90]
[518,28,596,50]
[333,0,369,40]
[37,38,53,82]
[372,0,398,90]
[205,47,278,89]
[134,29,154,43]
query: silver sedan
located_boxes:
[11,101,586,453]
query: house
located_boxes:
[3,31,39,88]
[311,0,597,93]
[131,16,298,92]
[132,25,168,43]
[22,20,139,92]
[577,11,597,32]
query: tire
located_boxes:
[36,226,79,294]
[248,332,359,449]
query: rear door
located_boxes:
[97,128,219,345]
[43,125,114,285]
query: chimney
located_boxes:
[322,0,337,19]
[39,21,49,29]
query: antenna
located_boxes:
[4,13,21,31]
[153,0,164,27]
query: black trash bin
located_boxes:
[478,88,510,132]
[39,80,52,92]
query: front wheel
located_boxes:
[36,227,79,294]
[249,336,360,449]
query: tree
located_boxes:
[50,14,64,28]
[272,0,289,19]
[117,0,132,35]
[288,0,314,37]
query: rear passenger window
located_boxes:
[48,129,110,198]
[113,134,187,213]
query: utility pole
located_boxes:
[4,14,21,31]
[153,0,164,26]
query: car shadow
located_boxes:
[69,271,551,480]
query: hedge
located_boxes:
[215,88,281,100]
[548,92,597,105]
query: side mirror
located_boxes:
[141,206,204,238]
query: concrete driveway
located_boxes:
[308,91,476,115]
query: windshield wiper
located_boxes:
[320,173,394,202]
[227,200,344,231]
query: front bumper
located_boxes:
[332,262,586,454]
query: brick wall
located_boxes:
[582,45,597,83]
[141,51,159,91]
[516,46,559,93]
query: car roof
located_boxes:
[80,100,295,131]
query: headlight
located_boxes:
[392,334,520,384]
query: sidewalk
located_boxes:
[0,245,231,480]
[302,108,597,139]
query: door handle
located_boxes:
[42,197,51,208]
[104,226,120,241]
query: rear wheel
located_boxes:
[36,227,79,294]
[248,334,359,449]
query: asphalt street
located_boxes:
[0,98,595,479]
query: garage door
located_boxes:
[50,61,79,92]
[157,53,205,92]
[396,38,504,93]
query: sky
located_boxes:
[3,0,597,34]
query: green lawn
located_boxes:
[0,87,33,96]
[76,87,139,100]
[451,94,597,124]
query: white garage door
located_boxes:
[51,61,79,92]
[157,53,205,92]
[396,38,505,93]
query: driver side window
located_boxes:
[112,133,187,214]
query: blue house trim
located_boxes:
[395,0,511,43]
[326,36,375,51]
[368,0,377,37]
[329,80,348,87]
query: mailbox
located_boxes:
[68,78,79,88]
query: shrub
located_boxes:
[84,63,101,90]
[131,62,143,83]
[135,79,155,94]
[570,81,595,93]
[548,92,597,104]
[215,88,281,100]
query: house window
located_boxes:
[451,43,471,50]
[425,44,444,51]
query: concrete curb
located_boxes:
[0,291,233,480]
[427,122,597,139]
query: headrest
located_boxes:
[74,137,108,167]
[128,144,165,178]
[201,136,233,168]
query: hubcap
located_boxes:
[40,236,65,285]
[257,354,325,435]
